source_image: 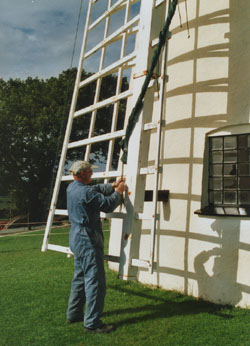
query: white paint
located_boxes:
[109,0,250,308]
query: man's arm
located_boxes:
[87,181,127,213]
[92,178,126,196]
[92,183,114,196]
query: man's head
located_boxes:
[70,160,97,184]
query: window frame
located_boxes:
[195,129,250,217]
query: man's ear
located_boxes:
[79,170,86,178]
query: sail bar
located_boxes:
[47,244,122,263]
[61,170,122,182]
[73,89,132,118]
[89,0,126,31]
[79,52,136,89]
[54,209,126,220]
[41,0,94,252]
[84,0,112,162]
[89,0,140,31]
[68,129,125,149]
[84,15,140,59]
[55,209,68,216]
[47,244,73,256]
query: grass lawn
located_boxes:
[0,227,250,346]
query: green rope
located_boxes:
[120,0,178,164]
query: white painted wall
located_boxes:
[109,0,250,308]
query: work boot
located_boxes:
[67,317,83,324]
[84,323,115,333]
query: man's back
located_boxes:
[67,180,122,255]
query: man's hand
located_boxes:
[112,177,126,189]
[115,181,127,195]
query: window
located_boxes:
[197,133,250,216]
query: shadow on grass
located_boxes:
[0,247,39,253]
[104,285,234,327]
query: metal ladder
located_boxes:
[41,0,173,276]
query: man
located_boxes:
[66,160,127,333]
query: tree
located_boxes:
[0,69,128,221]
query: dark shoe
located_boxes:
[67,318,83,324]
[85,323,115,334]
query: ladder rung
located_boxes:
[55,210,125,219]
[135,213,160,220]
[61,170,122,181]
[74,89,133,118]
[140,166,162,175]
[68,130,125,149]
[84,15,140,59]
[104,254,120,263]
[131,258,157,270]
[55,209,68,216]
[144,120,166,131]
[155,0,165,8]
[79,52,136,89]
[131,258,150,269]
[151,37,159,47]
[101,212,126,219]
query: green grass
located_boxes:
[0,229,250,346]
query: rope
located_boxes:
[184,0,190,38]
[119,0,179,164]
[177,2,182,27]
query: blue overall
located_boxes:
[66,180,122,328]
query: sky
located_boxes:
[0,0,92,81]
[0,0,140,81]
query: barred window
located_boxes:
[197,133,250,216]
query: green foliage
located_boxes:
[0,70,77,220]
[0,230,250,346]
[0,70,128,221]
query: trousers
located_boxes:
[66,246,106,329]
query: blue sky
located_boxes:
[0,0,89,80]
[0,0,140,81]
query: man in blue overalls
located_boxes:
[66,160,127,333]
